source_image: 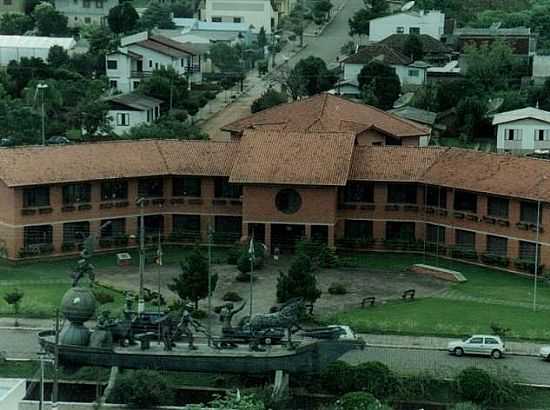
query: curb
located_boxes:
[365,342,539,357]
[0,326,48,331]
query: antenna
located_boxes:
[401,1,415,12]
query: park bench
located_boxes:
[402,289,415,300]
[134,332,157,350]
[361,296,376,308]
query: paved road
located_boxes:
[342,346,550,386]
[2,328,549,386]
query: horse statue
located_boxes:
[245,298,305,349]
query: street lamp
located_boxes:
[135,197,146,314]
[36,83,48,146]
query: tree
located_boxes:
[81,24,117,56]
[209,42,241,73]
[357,61,401,109]
[4,289,24,327]
[108,2,139,34]
[348,8,371,37]
[257,26,268,49]
[169,0,194,17]
[7,57,51,96]
[335,392,381,410]
[360,79,379,107]
[283,3,306,46]
[127,115,208,139]
[168,245,217,309]
[110,370,174,408]
[403,34,424,61]
[33,3,69,36]
[276,254,322,303]
[24,0,41,14]
[366,0,388,16]
[137,66,189,111]
[74,98,112,138]
[312,0,333,24]
[251,88,287,113]
[139,3,175,30]
[456,96,489,141]
[0,13,34,35]
[286,56,336,99]
[47,45,70,67]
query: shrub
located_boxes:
[398,371,447,401]
[490,322,510,338]
[227,246,240,264]
[320,361,355,394]
[352,361,398,400]
[222,291,242,302]
[456,367,522,406]
[335,392,380,410]
[236,272,255,282]
[192,309,208,319]
[452,403,483,410]
[110,370,174,408]
[328,282,347,295]
[237,243,265,273]
[276,254,321,303]
[93,291,115,305]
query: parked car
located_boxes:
[47,136,72,145]
[540,346,550,361]
[448,335,505,359]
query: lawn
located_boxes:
[0,245,231,318]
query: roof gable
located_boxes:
[492,107,550,125]
[342,44,411,66]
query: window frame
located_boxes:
[23,186,50,208]
[106,59,117,70]
[138,177,164,198]
[487,195,509,219]
[172,176,201,197]
[101,180,128,201]
[62,183,92,205]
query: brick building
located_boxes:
[0,133,549,274]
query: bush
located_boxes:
[320,361,355,394]
[335,392,380,410]
[192,309,208,319]
[223,291,242,302]
[227,246,240,264]
[93,291,114,305]
[328,282,347,295]
[456,367,522,406]
[398,372,447,401]
[452,403,483,410]
[490,322,510,338]
[110,370,174,408]
[353,361,398,400]
[276,254,321,303]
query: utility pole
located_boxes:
[207,225,213,346]
[136,197,145,314]
[52,309,60,410]
[533,200,542,312]
[249,234,255,319]
[37,83,48,145]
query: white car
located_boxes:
[540,346,550,361]
[448,335,505,359]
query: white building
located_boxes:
[0,378,25,410]
[369,10,445,42]
[492,107,550,154]
[532,54,550,86]
[54,0,118,27]
[104,93,162,136]
[342,44,428,88]
[0,35,76,65]
[200,0,276,34]
[106,32,200,93]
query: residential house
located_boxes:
[452,23,537,59]
[54,0,118,27]
[426,60,462,84]
[106,32,200,93]
[222,93,431,146]
[379,33,453,65]
[161,20,255,45]
[342,44,429,88]
[103,93,163,136]
[200,0,277,34]
[0,35,76,66]
[0,0,25,15]
[2,137,550,277]
[492,107,550,154]
[368,10,445,42]
[531,54,550,86]
[329,79,362,96]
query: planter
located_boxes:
[385,204,400,211]
[360,204,376,211]
[152,198,165,205]
[465,213,478,222]
[453,212,465,219]
[438,209,448,216]
[188,199,203,205]
[38,207,53,214]
[21,209,36,216]
[425,207,435,214]
[230,200,242,206]
[100,203,114,209]
[449,246,477,261]
[404,205,419,212]
[99,238,114,248]
[480,253,509,267]
[61,206,75,212]
[496,219,509,227]
[78,204,92,211]
[516,222,529,230]
[170,198,185,205]
[212,199,227,206]
[514,258,545,274]
[61,242,77,252]
[529,224,544,233]
[114,201,129,208]
[482,216,496,224]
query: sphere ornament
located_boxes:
[60,287,97,346]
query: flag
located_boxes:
[155,236,163,266]
[248,235,255,261]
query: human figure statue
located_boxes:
[161,303,202,351]
[220,301,247,332]
[70,235,96,287]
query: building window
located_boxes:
[138,215,164,236]
[486,235,507,257]
[386,221,415,242]
[275,189,302,214]
[233,17,242,23]
[106,60,117,70]
[519,241,539,261]
[387,183,417,204]
[342,182,374,202]
[116,113,129,126]
[24,225,53,248]
[344,220,372,240]
[396,26,404,33]
[138,178,163,198]
[132,81,140,90]
[487,196,509,219]
[537,129,550,141]
[173,215,201,239]
[83,0,90,7]
[173,176,201,197]
[426,186,447,208]
[214,177,242,198]
[84,17,91,23]
[109,80,117,88]
[95,0,103,7]
[520,201,542,224]
[212,17,222,22]
[408,69,419,77]
[506,129,522,141]
[409,27,420,34]
[63,221,90,244]
[63,183,91,204]
[214,216,242,242]
[101,180,128,201]
[426,224,445,244]
[455,229,475,250]
[101,218,126,238]
[181,58,185,67]
[3,0,12,5]
[454,190,477,213]
[155,62,159,69]
[23,186,50,208]
[148,59,153,68]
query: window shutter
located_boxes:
[518,129,523,141]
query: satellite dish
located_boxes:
[401,1,415,12]
[393,92,414,108]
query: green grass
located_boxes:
[0,245,231,318]
[329,298,550,340]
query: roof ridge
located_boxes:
[154,140,171,173]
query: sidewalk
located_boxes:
[361,333,545,357]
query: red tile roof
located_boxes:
[341,44,411,65]
[229,130,356,186]
[222,93,429,138]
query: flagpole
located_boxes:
[207,226,213,347]
[157,231,162,345]
[249,234,254,319]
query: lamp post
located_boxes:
[533,200,542,312]
[36,83,48,145]
[136,197,146,314]
[207,225,213,346]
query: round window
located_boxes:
[275,189,302,214]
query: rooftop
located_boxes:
[0,35,75,49]
[492,107,550,125]
[103,93,163,110]
[454,26,532,37]
[222,93,429,138]
[388,106,438,126]
[379,34,451,55]
[342,44,411,66]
